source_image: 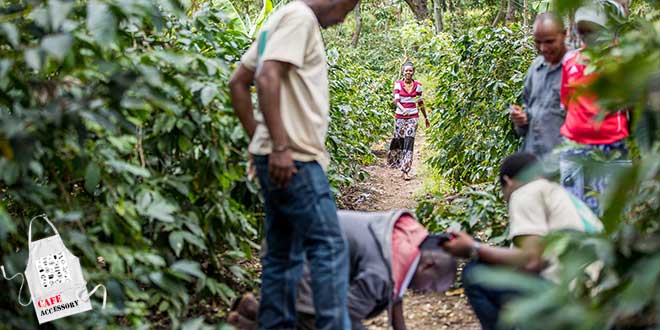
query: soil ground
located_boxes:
[339,129,481,330]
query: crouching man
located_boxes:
[442,152,604,330]
[229,210,457,330]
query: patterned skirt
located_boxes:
[387,117,418,174]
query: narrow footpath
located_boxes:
[339,130,480,330]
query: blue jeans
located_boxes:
[559,139,630,215]
[463,261,520,330]
[254,156,350,330]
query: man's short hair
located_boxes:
[499,152,539,186]
[534,12,565,31]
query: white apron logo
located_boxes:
[1,214,107,324]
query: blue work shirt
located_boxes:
[515,55,566,156]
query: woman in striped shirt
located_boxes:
[387,61,430,180]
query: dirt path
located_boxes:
[339,130,481,330]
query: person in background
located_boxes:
[510,13,568,158]
[228,0,359,329]
[387,61,430,181]
[559,0,630,215]
[441,152,604,330]
[228,210,457,330]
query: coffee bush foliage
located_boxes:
[403,20,534,240]
[424,24,534,187]
[0,0,391,328]
[483,2,660,328]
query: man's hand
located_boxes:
[442,230,476,258]
[269,148,297,188]
[247,154,256,181]
[509,105,528,127]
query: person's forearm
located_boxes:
[420,106,428,119]
[256,68,288,148]
[477,245,532,269]
[230,82,257,139]
[391,300,407,330]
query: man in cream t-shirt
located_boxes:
[228,1,358,329]
[441,152,603,330]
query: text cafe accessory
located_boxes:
[1,214,107,324]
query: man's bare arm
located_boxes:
[443,231,546,273]
[256,60,290,149]
[477,235,544,272]
[392,300,407,330]
[255,60,297,187]
[229,64,257,139]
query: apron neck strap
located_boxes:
[80,284,107,309]
[1,265,32,306]
[28,214,59,246]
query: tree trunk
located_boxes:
[523,0,529,28]
[440,0,446,11]
[433,0,443,33]
[404,0,430,21]
[506,0,515,23]
[567,14,580,49]
[448,0,454,12]
[492,0,506,25]
[350,1,362,47]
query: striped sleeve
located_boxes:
[394,81,401,101]
[416,83,424,105]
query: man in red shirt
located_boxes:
[559,0,630,215]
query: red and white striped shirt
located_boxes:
[394,80,423,119]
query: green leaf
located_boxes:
[68,230,96,263]
[601,164,638,234]
[55,210,83,222]
[140,253,166,267]
[472,266,554,293]
[106,160,151,178]
[0,205,16,240]
[1,23,19,48]
[41,34,73,61]
[181,317,205,330]
[158,300,170,313]
[29,161,43,177]
[160,0,188,19]
[617,255,660,316]
[217,0,247,35]
[84,162,101,193]
[170,260,205,279]
[87,0,117,46]
[1,160,19,185]
[108,135,138,154]
[200,86,217,107]
[48,0,74,31]
[28,6,50,30]
[0,59,12,80]
[249,0,274,37]
[169,231,185,257]
[139,193,178,222]
[181,231,207,250]
[24,48,43,71]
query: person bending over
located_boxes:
[442,152,604,330]
[229,210,457,330]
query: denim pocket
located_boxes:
[267,162,316,209]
